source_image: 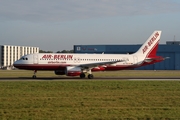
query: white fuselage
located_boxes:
[13,31,164,78]
[14,53,145,71]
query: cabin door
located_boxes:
[133,55,138,64]
[33,54,39,64]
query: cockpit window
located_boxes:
[20,57,28,60]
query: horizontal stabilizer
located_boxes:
[144,56,169,63]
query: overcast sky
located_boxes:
[0,0,180,52]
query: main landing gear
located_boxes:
[79,73,94,79]
[88,74,94,79]
[79,69,94,79]
[32,70,37,79]
[80,73,86,78]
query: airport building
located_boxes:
[0,45,39,69]
[74,41,180,70]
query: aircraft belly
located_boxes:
[14,64,68,70]
[104,64,138,70]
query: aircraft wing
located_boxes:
[78,60,124,69]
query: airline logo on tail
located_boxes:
[142,32,160,54]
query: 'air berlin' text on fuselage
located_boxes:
[42,55,73,59]
[142,32,159,54]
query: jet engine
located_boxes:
[54,66,82,76]
[65,66,82,76]
[92,66,105,71]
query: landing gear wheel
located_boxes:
[32,75,36,79]
[88,74,94,79]
[80,73,86,78]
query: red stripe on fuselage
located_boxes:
[14,64,139,71]
[14,64,68,70]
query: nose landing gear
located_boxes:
[32,70,37,79]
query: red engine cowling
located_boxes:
[92,66,105,71]
[54,70,65,75]
[65,66,81,76]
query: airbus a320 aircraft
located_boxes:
[13,31,165,79]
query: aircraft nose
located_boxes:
[13,60,20,67]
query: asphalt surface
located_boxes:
[0,77,180,81]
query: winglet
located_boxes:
[134,31,162,58]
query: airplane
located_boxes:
[13,31,165,79]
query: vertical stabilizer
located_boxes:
[134,31,162,58]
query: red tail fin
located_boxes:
[134,31,162,59]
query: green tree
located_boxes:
[39,50,53,53]
[56,50,74,53]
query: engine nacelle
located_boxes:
[66,66,81,76]
[54,67,82,76]
[54,70,65,75]
[92,66,105,71]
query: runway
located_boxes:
[0,77,180,81]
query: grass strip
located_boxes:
[0,80,180,119]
